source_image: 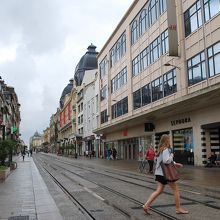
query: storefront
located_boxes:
[172,128,194,165]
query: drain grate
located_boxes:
[8,216,29,220]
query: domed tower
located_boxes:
[59,79,74,108]
[74,44,98,86]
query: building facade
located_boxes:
[0,78,21,143]
[82,70,99,155]
[94,0,220,165]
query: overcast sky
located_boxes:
[0,0,132,145]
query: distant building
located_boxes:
[30,131,43,152]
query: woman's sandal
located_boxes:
[176,209,189,214]
[143,205,151,215]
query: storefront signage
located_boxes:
[171,117,191,126]
[167,0,178,56]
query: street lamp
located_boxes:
[164,63,180,69]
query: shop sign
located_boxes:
[171,117,191,126]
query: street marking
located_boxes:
[84,187,105,201]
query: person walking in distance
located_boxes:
[145,145,155,174]
[22,150,25,161]
[143,134,188,215]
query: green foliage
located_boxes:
[0,139,16,166]
[0,165,8,171]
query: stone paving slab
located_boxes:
[0,156,63,220]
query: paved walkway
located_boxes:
[0,156,62,220]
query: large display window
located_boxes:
[172,128,194,165]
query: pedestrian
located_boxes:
[145,145,155,173]
[30,149,33,157]
[112,147,117,160]
[143,134,188,215]
[22,150,25,161]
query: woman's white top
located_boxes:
[155,148,174,176]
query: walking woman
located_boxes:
[143,134,188,215]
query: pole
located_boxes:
[2,125,5,140]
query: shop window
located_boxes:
[172,128,194,165]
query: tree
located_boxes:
[0,139,16,166]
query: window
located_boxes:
[139,9,148,36]
[163,69,177,97]
[133,89,141,109]
[184,1,202,37]
[121,34,126,56]
[152,76,163,101]
[150,37,160,63]
[100,85,107,101]
[133,83,151,110]
[187,52,206,86]
[140,47,150,71]
[112,97,128,119]
[142,83,151,106]
[159,0,167,14]
[204,0,220,21]
[111,67,127,93]
[132,55,141,76]
[101,109,108,124]
[148,0,159,26]
[109,32,126,67]
[131,20,139,45]
[208,41,220,77]
[161,29,169,55]
[115,42,120,62]
[99,57,108,79]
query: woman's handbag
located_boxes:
[160,161,180,181]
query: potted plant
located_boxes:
[0,165,10,181]
[0,141,10,180]
[0,139,17,179]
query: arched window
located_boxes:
[131,20,139,45]
[121,34,126,56]
[139,9,148,36]
[148,0,159,26]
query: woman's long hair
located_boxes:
[156,134,170,156]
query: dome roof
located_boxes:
[74,44,98,86]
[33,131,41,137]
[59,79,73,108]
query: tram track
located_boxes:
[47,155,220,210]
[36,155,180,220]
[35,154,220,220]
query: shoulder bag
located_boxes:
[160,150,180,182]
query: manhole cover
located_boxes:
[8,216,29,220]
